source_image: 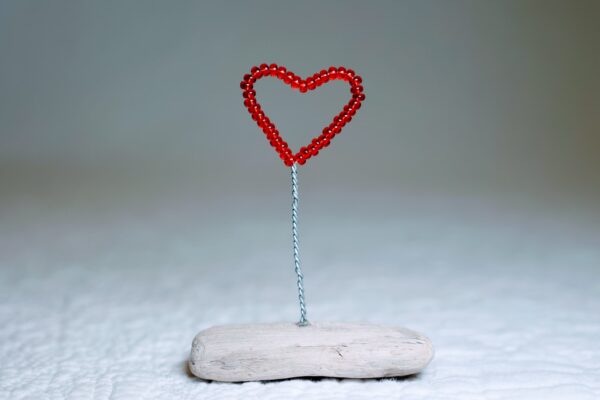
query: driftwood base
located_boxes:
[189,322,434,382]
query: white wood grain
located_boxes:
[189,322,434,381]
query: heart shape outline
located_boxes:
[241,64,365,167]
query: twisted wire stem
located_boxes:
[291,163,308,326]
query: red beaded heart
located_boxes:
[241,64,365,167]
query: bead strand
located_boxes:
[240,65,364,167]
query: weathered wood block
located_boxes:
[189,322,434,382]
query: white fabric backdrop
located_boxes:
[1,183,599,400]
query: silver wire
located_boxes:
[291,163,308,326]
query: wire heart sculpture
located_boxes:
[241,64,365,167]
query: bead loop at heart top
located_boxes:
[241,64,365,167]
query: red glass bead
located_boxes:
[269,63,278,76]
[354,93,366,101]
[260,63,268,71]
[351,100,361,109]
[277,66,287,78]
[320,70,329,82]
[242,89,256,99]
[322,137,331,147]
[285,71,294,84]
[250,66,259,75]
[353,75,362,84]
[336,112,348,127]
[292,77,301,89]
[310,146,319,156]
[243,74,252,82]
[299,81,307,93]
[351,85,364,94]
[297,156,306,165]
[307,78,316,90]
[346,69,355,79]
[313,74,322,86]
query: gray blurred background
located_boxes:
[1,0,598,204]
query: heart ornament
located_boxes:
[240,64,365,167]
[189,65,434,383]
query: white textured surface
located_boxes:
[1,184,599,399]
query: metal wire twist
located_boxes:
[291,163,308,326]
